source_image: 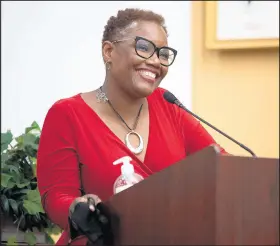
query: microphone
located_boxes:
[163,91,257,158]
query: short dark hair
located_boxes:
[102,8,168,42]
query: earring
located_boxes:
[105,61,111,70]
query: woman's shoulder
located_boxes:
[51,93,82,109]
[45,93,84,120]
[50,92,86,110]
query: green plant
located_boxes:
[1,122,61,245]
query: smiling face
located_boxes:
[102,21,174,99]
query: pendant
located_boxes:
[96,88,108,103]
[125,131,144,155]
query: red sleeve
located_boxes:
[178,107,227,155]
[37,101,81,229]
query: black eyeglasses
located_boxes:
[112,36,177,67]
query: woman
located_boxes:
[37,8,226,245]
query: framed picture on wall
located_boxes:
[205,1,279,50]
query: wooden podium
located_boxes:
[104,146,279,245]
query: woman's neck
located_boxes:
[101,79,147,120]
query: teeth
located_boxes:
[139,70,156,79]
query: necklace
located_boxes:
[96,86,144,155]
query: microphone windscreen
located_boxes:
[163,91,177,104]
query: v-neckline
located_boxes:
[77,93,154,174]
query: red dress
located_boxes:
[37,87,226,245]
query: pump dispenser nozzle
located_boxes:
[113,156,134,177]
[113,156,144,194]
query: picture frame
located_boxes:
[205,1,279,50]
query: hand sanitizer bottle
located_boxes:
[113,156,144,194]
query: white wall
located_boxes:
[2,1,192,136]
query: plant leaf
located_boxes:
[30,157,37,175]
[8,165,20,174]
[15,135,24,148]
[1,173,13,187]
[16,181,30,189]
[25,121,41,134]
[1,152,10,164]
[7,236,18,246]
[22,134,38,150]
[45,233,55,245]
[25,189,41,202]
[46,224,62,235]
[23,190,44,215]
[23,200,44,214]
[11,189,29,201]
[8,198,19,216]
[0,195,9,214]
[7,179,16,189]
[24,231,37,245]
[1,130,13,152]
[11,189,29,198]
[10,169,21,183]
